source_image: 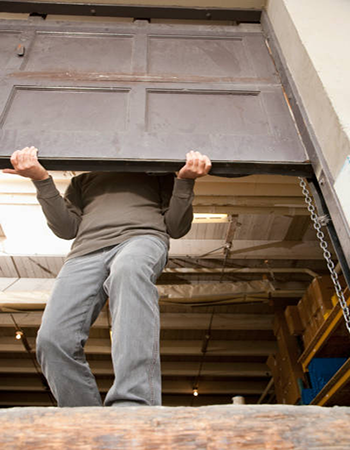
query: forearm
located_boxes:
[33,176,81,240]
[164,178,195,239]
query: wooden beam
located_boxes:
[0,176,303,197]
[192,195,309,215]
[194,196,306,207]
[0,404,350,448]
[162,395,256,406]
[163,268,318,277]
[162,380,266,395]
[0,336,277,356]
[169,239,323,259]
[0,195,309,216]
[161,340,277,356]
[195,182,303,197]
[0,312,274,330]
[161,362,270,377]
[0,359,270,377]
[193,205,309,215]
[0,376,267,395]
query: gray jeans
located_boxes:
[36,235,168,407]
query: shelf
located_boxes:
[310,358,350,406]
[298,296,350,371]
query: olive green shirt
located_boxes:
[33,172,194,260]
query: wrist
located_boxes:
[176,173,196,180]
[30,171,50,181]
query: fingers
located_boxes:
[11,146,38,171]
[10,150,20,169]
[203,155,212,174]
[4,146,47,180]
[2,168,18,175]
[178,150,212,179]
[187,150,211,176]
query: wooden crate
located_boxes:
[284,305,304,335]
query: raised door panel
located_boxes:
[0,20,308,173]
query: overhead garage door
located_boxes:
[0,19,309,175]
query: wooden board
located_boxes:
[0,405,350,449]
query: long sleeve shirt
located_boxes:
[33,171,195,260]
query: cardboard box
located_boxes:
[285,305,304,335]
[301,289,314,317]
[297,297,309,330]
[313,309,325,330]
[275,312,305,382]
[309,276,335,315]
[302,325,314,349]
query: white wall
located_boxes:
[266,0,350,184]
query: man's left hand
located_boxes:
[177,151,212,180]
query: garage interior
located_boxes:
[1,171,349,408]
[0,0,349,417]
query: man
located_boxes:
[3,146,211,407]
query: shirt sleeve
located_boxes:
[32,175,83,240]
[159,175,195,239]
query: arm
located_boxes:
[161,176,195,239]
[33,176,82,240]
[162,151,212,239]
[3,146,82,239]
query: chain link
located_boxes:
[299,178,350,334]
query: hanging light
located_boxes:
[192,388,199,397]
[15,331,23,340]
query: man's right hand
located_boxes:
[2,146,49,181]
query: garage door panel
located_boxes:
[22,32,135,73]
[147,34,277,82]
[0,20,308,170]
[146,90,269,135]
[145,89,298,140]
[243,35,278,82]
[0,129,121,159]
[2,87,129,133]
[0,31,23,70]
[208,134,305,161]
[121,132,211,159]
[148,35,254,78]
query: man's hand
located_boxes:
[2,146,49,181]
[177,151,212,180]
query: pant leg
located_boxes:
[36,250,108,407]
[103,235,168,407]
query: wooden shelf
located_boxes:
[298,297,350,372]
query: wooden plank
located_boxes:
[0,312,274,330]
[195,182,303,197]
[0,257,18,277]
[0,405,350,448]
[0,359,270,377]
[193,196,306,207]
[0,336,277,356]
[0,376,267,395]
[169,239,323,259]
[0,278,18,290]
[193,205,308,216]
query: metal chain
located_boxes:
[298,178,350,333]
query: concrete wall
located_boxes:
[266,0,350,184]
